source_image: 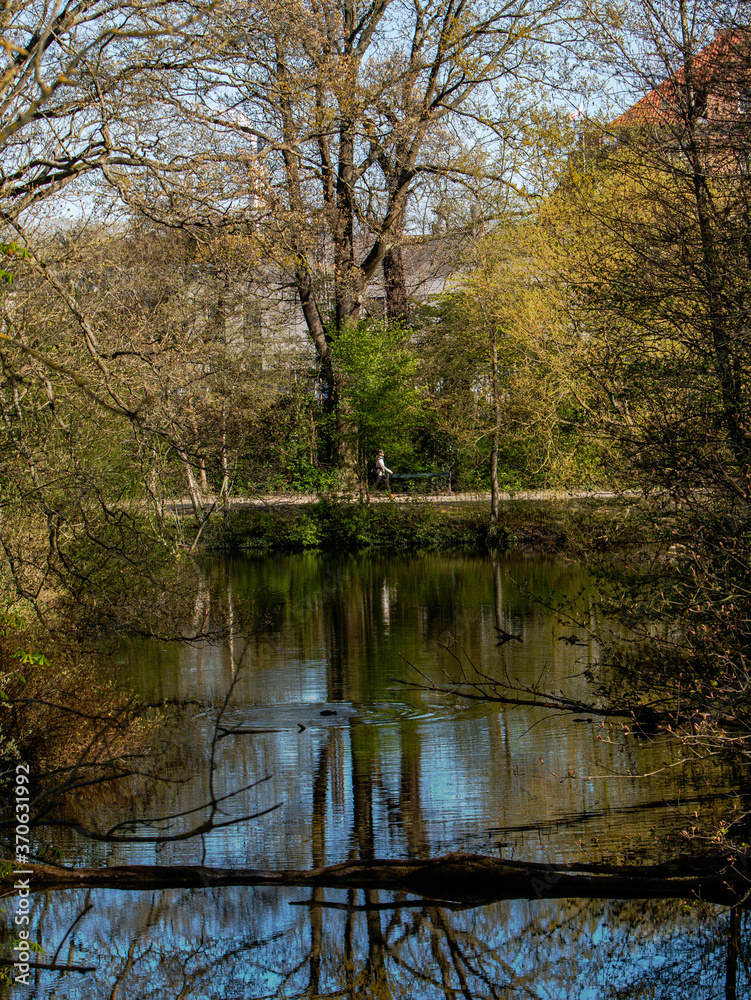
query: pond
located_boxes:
[10,552,751,999]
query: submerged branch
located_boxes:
[5,851,751,906]
[397,646,750,739]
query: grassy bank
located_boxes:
[201,494,646,555]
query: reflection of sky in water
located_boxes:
[88,552,740,871]
[9,553,748,997]
[20,886,749,1000]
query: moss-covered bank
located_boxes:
[201,494,644,554]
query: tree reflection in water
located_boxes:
[16,888,749,999]
[8,554,749,998]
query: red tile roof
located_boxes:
[611,29,750,130]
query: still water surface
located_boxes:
[16,552,750,998]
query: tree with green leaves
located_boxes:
[415,225,600,511]
[333,319,424,484]
[539,1,751,676]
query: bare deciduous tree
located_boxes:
[101,0,573,465]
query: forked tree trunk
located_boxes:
[176,445,204,521]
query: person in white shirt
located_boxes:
[374,449,393,492]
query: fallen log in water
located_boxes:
[4,852,751,905]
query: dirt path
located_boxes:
[165,489,633,515]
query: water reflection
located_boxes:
[70,552,736,871]
[12,886,750,1000]
[7,552,750,998]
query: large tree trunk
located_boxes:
[381,152,410,325]
[383,243,409,324]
